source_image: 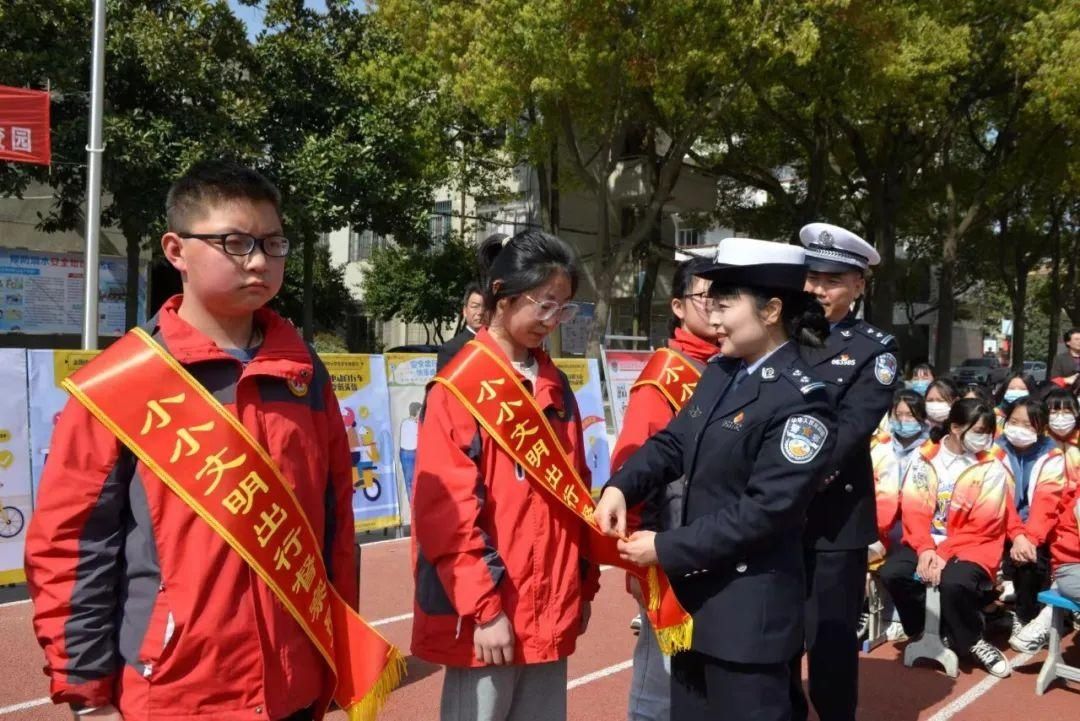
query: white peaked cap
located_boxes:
[799,222,880,273]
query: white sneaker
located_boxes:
[1010,607,1052,653]
[857,611,870,641]
[1010,612,1024,639]
[999,580,1016,603]
[630,614,642,632]
[885,621,908,641]
[970,639,1011,678]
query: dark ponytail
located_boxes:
[929,398,994,443]
[477,230,580,312]
[669,256,715,336]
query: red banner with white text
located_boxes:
[0,86,50,166]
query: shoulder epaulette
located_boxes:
[854,321,895,347]
[781,365,827,395]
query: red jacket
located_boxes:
[1049,436,1080,570]
[900,441,1014,579]
[1005,448,1068,546]
[609,328,717,472]
[410,329,600,667]
[25,296,356,721]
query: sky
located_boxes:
[227,1,354,40]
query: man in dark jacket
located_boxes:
[1049,328,1080,380]
[436,282,485,371]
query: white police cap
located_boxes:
[700,237,808,291]
[799,223,880,273]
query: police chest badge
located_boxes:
[875,353,898,386]
[781,415,829,465]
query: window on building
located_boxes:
[348,229,385,262]
[430,200,453,245]
[676,227,705,247]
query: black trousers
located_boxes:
[672,650,791,721]
[788,547,866,721]
[880,545,995,652]
[1002,542,1052,624]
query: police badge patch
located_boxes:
[875,353,898,385]
[781,415,829,465]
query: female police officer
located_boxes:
[594,238,836,721]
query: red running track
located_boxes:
[1,537,1078,720]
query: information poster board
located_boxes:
[553,358,610,496]
[321,354,399,532]
[384,353,437,526]
[0,349,32,583]
[27,350,100,504]
[0,249,146,336]
[600,348,654,435]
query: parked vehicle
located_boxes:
[950,357,1009,387]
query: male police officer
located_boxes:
[789,223,900,721]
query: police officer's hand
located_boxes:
[1011,534,1038,564]
[474,611,515,666]
[595,487,627,538]
[618,531,658,567]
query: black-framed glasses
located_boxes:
[684,291,719,312]
[179,232,291,258]
[523,294,580,323]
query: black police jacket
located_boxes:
[798,314,901,550]
[606,341,836,664]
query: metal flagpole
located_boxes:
[81,0,107,350]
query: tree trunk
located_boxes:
[124,229,141,330]
[933,231,958,374]
[302,232,315,342]
[1011,264,1027,373]
[635,236,662,345]
[1047,207,1063,367]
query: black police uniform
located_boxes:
[608,342,837,721]
[789,313,900,721]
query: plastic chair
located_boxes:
[1034,589,1080,695]
[903,573,959,677]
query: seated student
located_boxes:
[1012,389,1080,644]
[880,399,1015,678]
[875,389,931,548]
[925,379,961,434]
[908,364,935,396]
[870,389,930,641]
[992,373,1038,433]
[996,399,1065,651]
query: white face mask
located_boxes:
[1049,413,1077,436]
[926,401,951,423]
[963,431,993,454]
[1004,423,1039,448]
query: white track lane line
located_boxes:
[567,660,634,690]
[924,651,1035,721]
[0,697,50,716]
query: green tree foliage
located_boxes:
[360,234,477,343]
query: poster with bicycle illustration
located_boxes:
[0,349,32,584]
[321,353,399,532]
[26,350,100,511]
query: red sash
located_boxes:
[632,347,702,412]
[63,328,403,720]
[434,341,693,654]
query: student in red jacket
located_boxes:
[411,231,599,721]
[880,399,1015,678]
[1012,388,1080,646]
[24,161,358,721]
[997,398,1066,650]
[612,255,720,721]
